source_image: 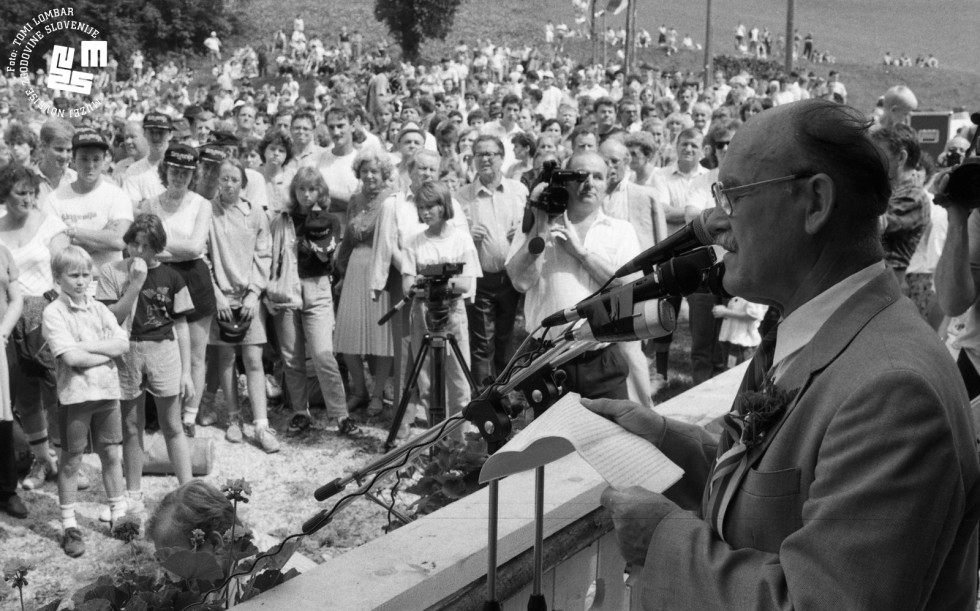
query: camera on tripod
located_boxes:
[521,160,589,234]
[414,263,465,331]
[942,112,980,209]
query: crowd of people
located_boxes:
[0,18,976,595]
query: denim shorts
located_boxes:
[58,399,122,453]
[117,339,182,400]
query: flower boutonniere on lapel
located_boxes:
[733,381,800,450]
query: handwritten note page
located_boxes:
[479,393,683,493]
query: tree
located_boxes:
[0,0,241,79]
[374,0,466,63]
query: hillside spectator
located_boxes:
[40,131,133,296]
[35,119,76,201]
[136,145,213,436]
[457,135,527,387]
[871,124,930,289]
[0,164,69,493]
[335,148,396,421]
[206,159,277,452]
[269,168,356,436]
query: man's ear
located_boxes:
[802,173,835,235]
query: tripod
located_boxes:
[384,301,479,449]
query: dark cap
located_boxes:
[211,130,241,147]
[143,111,173,131]
[72,130,109,152]
[198,144,228,164]
[183,104,205,121]
[163,144,199,169]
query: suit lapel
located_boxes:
[733,269,902,483]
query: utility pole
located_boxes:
[625,0,637,72]
[784,0,794,73]
[591,0,599,65]
[703,0,713,91]
[602,12,608,66]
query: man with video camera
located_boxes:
[504,152,636,399]
[936,152,980,399]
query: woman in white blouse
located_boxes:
[0,164,69,490]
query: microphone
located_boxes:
[562,299,676,342]
[613,208,715,278]
[542,247,716,327]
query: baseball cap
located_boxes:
[72,130,110,152]
[163,144,199,169]
[198,144,228,164]
[211,130,241,147]
[143,111,173,131]
[396,122,426,144]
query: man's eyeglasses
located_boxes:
[474,151,501,159]
[711,173,813,215]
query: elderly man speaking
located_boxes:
[586,99,980,610]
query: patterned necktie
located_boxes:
[704,326,778,541]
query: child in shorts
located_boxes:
[41,246,130,557]
[97,214,195,518]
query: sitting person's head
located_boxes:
[147,480,242,552]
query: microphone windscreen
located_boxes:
[528,236,546,255]
[691,208,714,247]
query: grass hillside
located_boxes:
[229,0,980,112]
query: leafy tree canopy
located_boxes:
[0,0,241,80]
[374,0,465,63]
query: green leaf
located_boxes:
[160,550,226,582]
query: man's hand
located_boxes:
[128,257,148,286]
[711,305,730,318]
[582,397,664,445]
[551,224,586,259]
[600,486,677,567]
[471,224,489,243]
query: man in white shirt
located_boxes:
[505,152,634,400]
[286,109,323,169]
[36,119,77,201]
[481,94,524,169]
[456,135,528,386]
[651,127,718,385]
[536,70,564,120]
[316,106,360,227]
[600,138,667,406]
[41,131,133,294]
[122,111,173,206]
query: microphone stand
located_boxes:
[305,330,594,609]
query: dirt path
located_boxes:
[0,404,406,610]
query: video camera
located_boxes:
[943,112,980,209]
[521,160,589,234]
[415,263,465,332]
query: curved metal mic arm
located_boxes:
[305,326,601,527]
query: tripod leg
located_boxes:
[385,339,430,449]
[446,333,480,392]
